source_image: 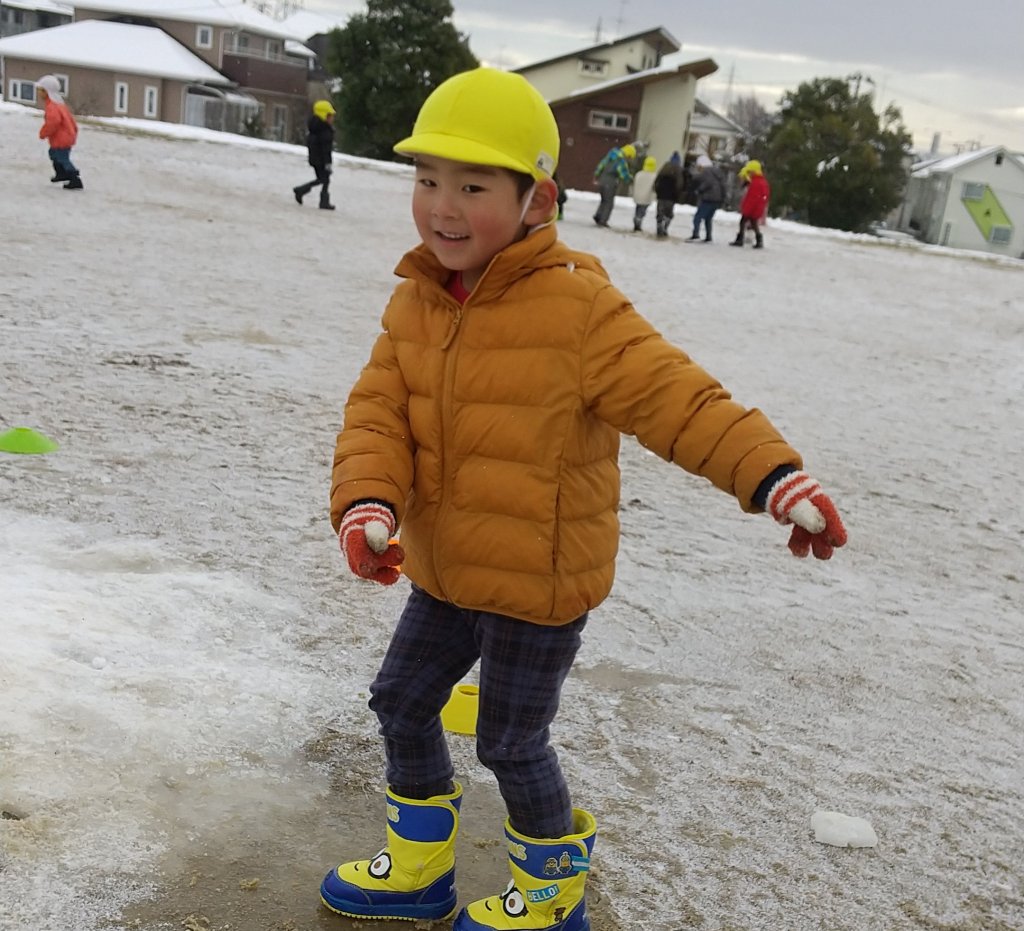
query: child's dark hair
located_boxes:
[507,169,536,198]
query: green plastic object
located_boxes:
[0,427,60,455]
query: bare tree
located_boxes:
[727,95,775,140]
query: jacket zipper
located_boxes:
[434,295,467,601]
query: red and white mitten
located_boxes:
[766,471,847,560]
[339,502,405,585]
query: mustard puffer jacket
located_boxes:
[331,223,801,625]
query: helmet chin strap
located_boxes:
[520,181,558,232]
[518,183,537,224]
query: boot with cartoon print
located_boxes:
[320,782,462,921]
[453,809,596,931]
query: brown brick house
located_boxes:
[0,0,316,140]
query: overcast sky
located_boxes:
[305,0,1024,155]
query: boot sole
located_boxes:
[320,893,457,921]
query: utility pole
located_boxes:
[721,62,735,113]
[614,0,628,39]
[594,17,602,43]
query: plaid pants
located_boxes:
[369,585,586,838]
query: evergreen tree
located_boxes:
[324,0,478,161]
[765,77,912,232]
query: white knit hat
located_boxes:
[36,74,63,104]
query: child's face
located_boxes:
[412,155,542,292]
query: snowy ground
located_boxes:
[1,101,1022,931]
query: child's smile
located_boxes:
[412,155,533,292]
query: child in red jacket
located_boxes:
[36,75,82,190]
[731,159,769,248]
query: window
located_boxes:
[579,58,608,77]
[144,85,158,118]
[114,82,129,114]
[272,103,288,139]
[196,24,213,48]
[962,182,985,200]
[9,79,37,102]
[990,226,1012,245]
[588,109,632,133]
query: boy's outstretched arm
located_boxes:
[754,467,847,560]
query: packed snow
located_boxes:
[1,100,1022,931]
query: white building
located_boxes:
[896,146,1024,258]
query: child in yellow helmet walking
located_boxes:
[293,99,336,210]
[731,160,770,248]
[321,67,847,931]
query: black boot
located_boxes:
[319,199,336,211]
[730,234,744,247]
[293,184,312,205]
[51,165,70,183]
[753,234,764,249]
[63,176,83,190]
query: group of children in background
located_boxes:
[28,72,767,250]
[588,142,770,246]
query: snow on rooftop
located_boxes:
[551,60,710,104]
[910,144,1007,177]
[0,20,232,84]
[280,8,346,40]
[71,0,305,40]
[3,0,73,13]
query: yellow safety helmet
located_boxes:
[394,68,558,180]
[642,156,657,171]
[313,99,336,120]
[740,159,762,179]
[621,144,637,159]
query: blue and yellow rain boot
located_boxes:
[320,782,462,921]
[453,809,596,931]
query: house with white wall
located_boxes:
[515,27,682,101]
[896,146,1024,258]
[514,27,719,192]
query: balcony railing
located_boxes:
[222,39,305,67]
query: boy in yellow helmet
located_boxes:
[293,98,336,210]
[321,67,847,931]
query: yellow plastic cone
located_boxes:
[441,684,479,736]
[0,427,59,455]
